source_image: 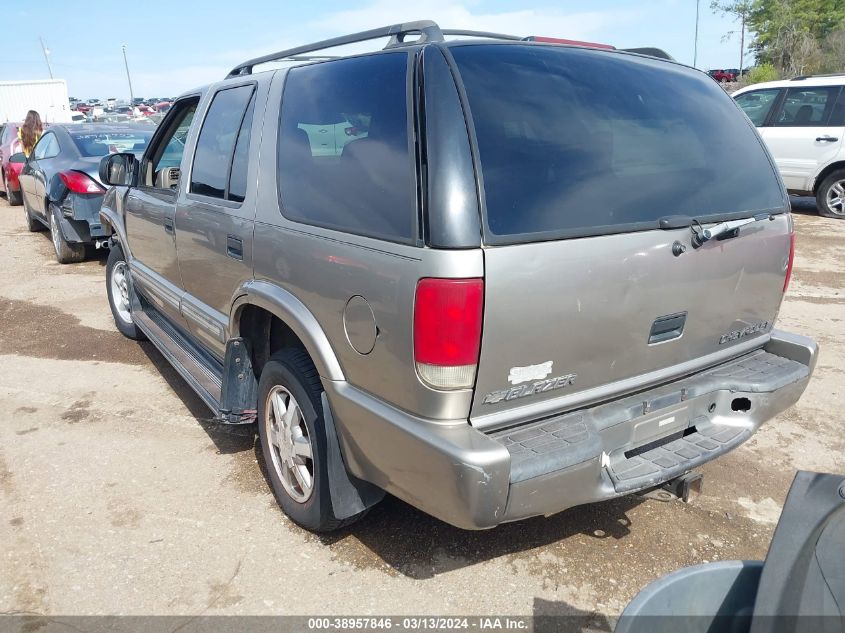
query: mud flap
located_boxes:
[321,392,385,519]
[220,338,258,424]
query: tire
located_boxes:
[4,173,21,206]
[106,244,145,340]
[49,205,85,264]
[22,194,44,232]
[257,348,366,532]
[816,169,845,219]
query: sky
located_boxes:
[0,0,751,100]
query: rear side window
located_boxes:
[277,53,415,242]
[773,86,841,126]
[450,45,785,243]
[734,89,781,126]
[829,88,845,126]
[191,84,255,201]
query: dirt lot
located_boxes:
[0,195,843,619]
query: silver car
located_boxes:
[97,21,817,531]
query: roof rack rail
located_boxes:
[225,20,675,78]
[226,20,444,78]
[441,29,522,41]
[791,72,845,81]
[620,47,675,61]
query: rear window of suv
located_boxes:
[449,44,785,243]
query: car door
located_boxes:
[758,85,844,192]
[21,132,61,219]
[124,96,199,327]
[176,82,258,359]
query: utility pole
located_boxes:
[693,0,701,68]
[122,44,135,104]
[39,36,53,79]
[739,10,746,75]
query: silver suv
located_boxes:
[98,21,817,531]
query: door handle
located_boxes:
[816,135,839,142]
[226,235,243,260]
[163,217,174,234]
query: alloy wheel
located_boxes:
[826,180,845,216]
[265,385,314,503]
[50,213,61,256]
[110,261,133,325]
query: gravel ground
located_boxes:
[0,194,842,620]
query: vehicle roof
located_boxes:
[733,74,845,94]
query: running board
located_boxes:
[132,296,224,416]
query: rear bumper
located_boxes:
[327,330,817,530]
[59,194,109,243]
[5,162,22,190]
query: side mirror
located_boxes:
[99,152,137,187]
[9,152,26,164]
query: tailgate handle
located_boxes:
[649,312,687,345]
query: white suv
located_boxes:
[733,74,845,218]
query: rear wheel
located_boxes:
[257,348,366,532]
[106,244,145,340]
[49,205,85,264]
[816,169,845,219]
[4,173,21,206]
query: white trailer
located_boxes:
[0,79,72,124]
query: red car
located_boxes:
[0,123,24,205]
[708,69,737,83]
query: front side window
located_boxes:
[190,84,255,201]
[277,53,415,242]
[33,133,59,160]
[142,98,198,190]
[450,44,785,243]
[734,89,782,126]
[773,87,841,126]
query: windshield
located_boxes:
[70,131,152,157]
[449,44,785,243]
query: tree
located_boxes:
[747,0,845,74]
[711,1,754,74]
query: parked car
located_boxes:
[18,124,152,263]
[709,69,737,83]
[98,20,816,532]
[733,74,845,218]
[0,122,24,205]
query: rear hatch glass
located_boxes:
[449,44,784,244]
[448,44,791,428]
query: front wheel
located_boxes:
[106,244,145,340]
[257,349,366,532]
[49,206,85,263]
[816,169,845,219]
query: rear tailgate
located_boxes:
[446,44,791,429]
[471,219,791,427]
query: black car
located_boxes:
[17,124,152,263]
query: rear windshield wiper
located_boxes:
[690,212,773,248]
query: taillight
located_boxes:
[783,232,795,293]
[414,278,483,390]
[59,170,105,194]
